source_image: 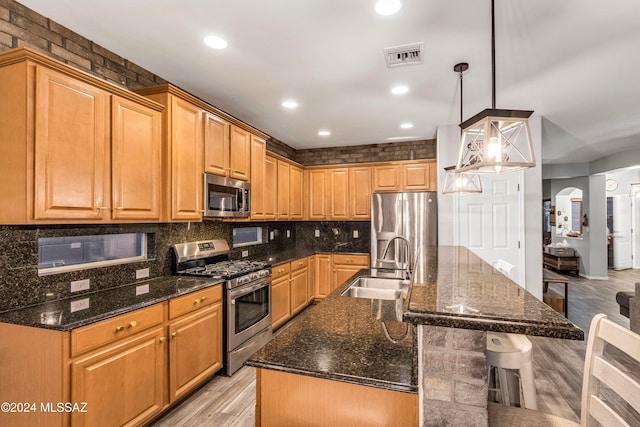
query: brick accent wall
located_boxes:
[295,139,436,166]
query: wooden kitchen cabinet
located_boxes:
[349,166,371,219]
[264,155,278,220]
[111,95,162,221]
[0,49,165,224]
[290,258,309,315]
[168,302,223,402]
[402,161,436,191]
[71,326,166,427]
[308,255,316,302]
[229,125,251,181]
[314,254,333,299]
[290,164,304,219]
[333,254,370,291]
[328,168,350,220]
[306,169,328,220]
[203,112,230,177]
[372,165,402,192]
[271,262,292,330]
[250,135,267,220]
[277,160,291,219]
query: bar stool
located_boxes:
[486,332,538,410]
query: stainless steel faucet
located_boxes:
[381,235,413,278]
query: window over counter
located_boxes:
[233,227,263,247]
[38,233,150,275]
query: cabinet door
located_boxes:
[71,327,165,427]
[290,165,303,219]
[307,169,327,220]
[333,265,362,291]
[372,165,401,192]
[33,66,110,221]
[315,254,333,299]
[277,160,290,219]
[229,125,251,181]
[203,112,230,177]
[349,167,371,219]
[111,96,162,221]
[307,255,316,302]
[169,303,223,402]
[290,267,308,315]
[403,162,434,191]
[328,168,349,220]
[264,155,277,220]
[250,135,266,220]
[170,96,203,221]
[272,274,291,329]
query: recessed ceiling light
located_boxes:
[391,85,409,95]
[375,0,402,16]
[203,35,228,49]
[400,122,414,129]
[318,130,331,136]
[282,100,298,109]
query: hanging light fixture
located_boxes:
[443,62,483,194]
[630,183,640,197]
[455,0,535,174]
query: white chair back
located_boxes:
[582,313,640,427]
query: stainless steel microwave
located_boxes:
[203,173,251,218]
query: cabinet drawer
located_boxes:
[272,262,291,280]
[332,254,369,266]
[290,257,308,272]
[71,303,164,357]
[169,285,222,320]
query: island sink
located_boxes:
[341,276,408,300]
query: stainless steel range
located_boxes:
[173,240,272,375]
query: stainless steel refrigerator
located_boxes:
[371,192,437,279]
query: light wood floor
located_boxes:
[149,269,640,426]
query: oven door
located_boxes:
[227,277,271,351]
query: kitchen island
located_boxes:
[247,246,583,427]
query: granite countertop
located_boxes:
[246,268,417,394]
[404,246,584,340]
[0,276,224,331]
[253,249,367,266]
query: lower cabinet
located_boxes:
[314,254,370,299]
[0,284,224,427]
[271,258,311,330]
[168,303,223,402]
[71,327,166,427]
[290,259,309,316]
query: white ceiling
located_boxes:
[18,0,640,165]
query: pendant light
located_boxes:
[630,183,640,197]
[443,63,483,194]
[455,0,535,174]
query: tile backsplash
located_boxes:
[0,220,371,312]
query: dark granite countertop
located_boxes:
[404,246,584,340]
[0,276,223,331]
[252,249,368,266]
[246,267,417,394]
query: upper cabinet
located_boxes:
[229,126,251,181]
[373,161,436,193]
[289,165,303,219]
[277,160,290,220]
[250,135,267,220]
[349,167,372,219]
[203,113,251,181]
[0,48,164,224]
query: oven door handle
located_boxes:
[229,277,271,299]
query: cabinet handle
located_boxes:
[127,321,137,329]
[172,332,178,338]
[193,299,200,305]
[159,337,166,343]
[200,296,207,302]
[115,325,125,332]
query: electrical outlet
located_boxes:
[70,279,90,293]
[286,230,291,238]
[270,231,275,240]
[353,230,359,238]
[135,268,150,279]
[315,229,320,237]
[242,250,249,257]
[136,284,150,295]
[70,298,90,313]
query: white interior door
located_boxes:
[457,171,524,285]
[613,195,632,270]
[633,198,640,269]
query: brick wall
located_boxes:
[295,139,436,166]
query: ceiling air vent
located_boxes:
[383,42,424,68]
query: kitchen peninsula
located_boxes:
[247,246,583,427]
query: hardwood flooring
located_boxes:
[149,269,640,426]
